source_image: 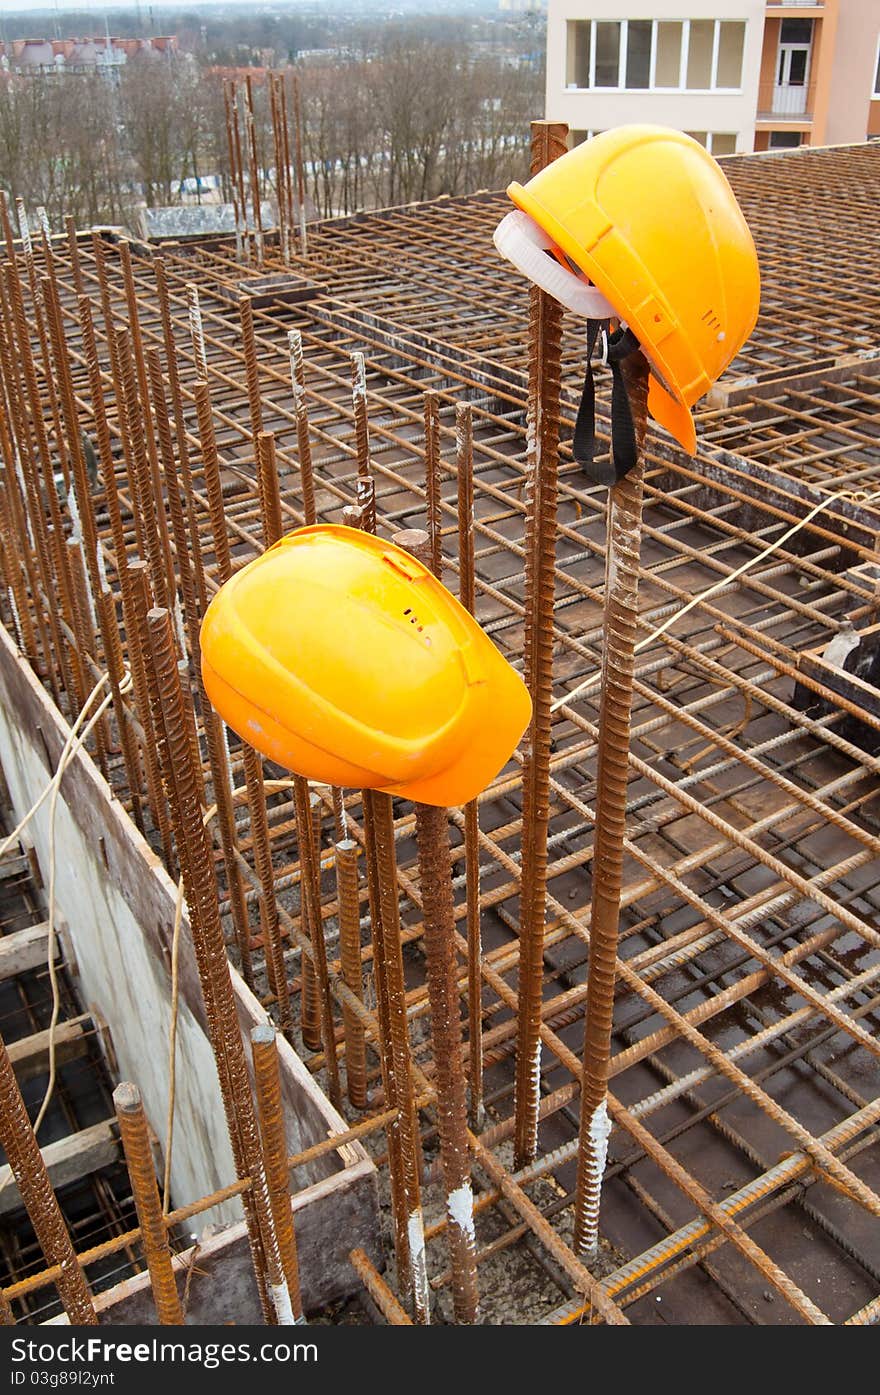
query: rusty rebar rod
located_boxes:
[335,838,368,1109]
[113,1082,184,1325]
[142,603,276,1323]
[513,119,568,1168]
[293,779,341,1102]
[292,72,307,254]
[244,75,264,265]
[573,350,650,1260]
[455,402,484,1128]
[362,787,430,1323]
[250,1026,305,1323]
[394,525,479,1323]
[0,1032,97,1324]
[350,1249,413,1325]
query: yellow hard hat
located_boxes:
[495,125,760,460]
[200,525,532,808]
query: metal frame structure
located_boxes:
[0,134,878,1325]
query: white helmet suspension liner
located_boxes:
[493,209,616,320]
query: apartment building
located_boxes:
[545,2,880,154]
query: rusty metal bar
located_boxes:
[113,1082,184,1325]
[513,119,568,1168]
[0,1033,97,1324]
[250,1026,305,1323]
[573,350,650,1261]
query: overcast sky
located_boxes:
[0,2,219,12]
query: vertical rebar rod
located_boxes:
[278,73,296,259]
[573,350,650,1261]
[362,788,430,1323]
[351,352,371,479]
[200,398,289,1025]
[77,298,147,827]
[231,83,251,265]
[126,561,175,869]
[0,189,15,258]
[113,1082,184,1325]
[289,330,317,525]
[118,242,176,601]
[268,76,286,261]
[292,72,308,255]
[224,81,245,263]
[292,779,342,1107]
[424,391,442,579]
[97,584,145,828]
[298,792,324,1052]
[513,119,568,1170]
[0,290,56,695]
[178,370,254,982]
[335,838,368,1110]
[257,431,283,547]
[0,1034,97,1324]
[154,261,207,618]
[3,262,79,696]
[250,1026,305,1323]
[394,526,478,1323]
[17,200,71,496]
[0,473,37,662]
[244,75,264,265]
[66,537,110,780]
[146,349,200,672]
[0,402,42,671]
[456,402,484,1129]
[143,604,279,1322]
[239,297,264,445]
[64,216,84,295]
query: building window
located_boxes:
[594,21,621,87]
[626,19,652,89]
[566,20,591,89]
[568,129,603,148]
[564,18,745,93]
[873,35,880,97]
[655,21,684,88]
[686,21,715,90]
[710,133,738,157]
[769,130,803,149]
[780,18,813,46]
[717,22,746,90]
[686,132,738,156]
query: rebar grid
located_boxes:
[0,141,878,1325]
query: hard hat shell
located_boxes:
[506,125,760,454]
[200,524,532,808]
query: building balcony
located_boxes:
[756,79,816,122]
[765,3,824,14]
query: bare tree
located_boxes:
[119,51,202,206]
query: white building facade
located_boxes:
[547,1,765,154]
[546,2,880,154]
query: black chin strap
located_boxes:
[573,320,642,487]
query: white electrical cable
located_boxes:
[0,668,132,1196]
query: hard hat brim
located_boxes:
[647,377,697,455]
[377,674,532,807]
[507,179,700,454]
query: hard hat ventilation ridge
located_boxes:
[572,321,641,488]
